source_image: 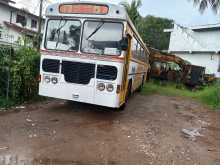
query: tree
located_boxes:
[193,0,220,13]
[120,0,142,27]
[138,16,173,50]
[120,0,173,50]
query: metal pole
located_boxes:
[37,0,43,50]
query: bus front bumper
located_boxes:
[39,83,121,108]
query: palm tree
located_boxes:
[120,0,142,26]
[193,0,220,13]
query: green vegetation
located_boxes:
[0,97,15,109]
[138,16,173,50]
[121,0,173,50]
[142,80,220,109]
[120,0,142,27]
[0,45,40,108]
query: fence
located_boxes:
[0,66,10,100]
[0,45,14,108]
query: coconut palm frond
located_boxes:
[120,0,142,27]
[120,1,130,9]
[193,0,200,5]
[131,0,142,9]
[209,0,220,13]
[199,0,208,13]
[192,0,220,12]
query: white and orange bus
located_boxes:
[39,1,150,109]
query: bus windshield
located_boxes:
[81,21,123,56]
[45,19,81,51]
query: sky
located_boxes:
[13,0,220,26]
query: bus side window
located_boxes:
[132,37,138,58]
[135,43,138,58]
[140,46,143,60]
[142,47,146,62]
[140,47,143,61]
[137,43,142,60]
[143,51,147,62]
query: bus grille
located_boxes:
[61,61,95,85]
[42,59,60,73]
[97,65,118,80]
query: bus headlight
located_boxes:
[44,75,50,83]
[97,83,105,91]
[106,84,114,92]
[51,77,58,84]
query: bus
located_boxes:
[39,1,150,109]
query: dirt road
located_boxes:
[0,94,220,165]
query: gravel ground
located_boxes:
[0,94,220,165]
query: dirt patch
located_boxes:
[0,94,220,165]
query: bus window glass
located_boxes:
[82,21,123,56]
[141,47,145,61]
[137,44,141,57]
[132,38,138,57]
[135,41,139,56]
[45,19,81,51]
[140,47,143,58]
[142,47,144,57]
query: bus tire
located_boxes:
[118,103,126,111]
[118,80,132,111]
[137,76,145,92]
[126,80,132,101]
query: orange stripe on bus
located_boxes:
[131,58,149,66]
[41,50,125,63]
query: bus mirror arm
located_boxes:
[120,37,129,51]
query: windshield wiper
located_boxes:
[86,21,105,40]
[55,19,67,49]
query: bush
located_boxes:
[10,47,40,102]
[0,46,40,107]
[0,97,15,109]
[199,82,220,109]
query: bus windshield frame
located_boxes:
[44,18,124,56]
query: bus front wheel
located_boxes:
[118,80,132,111]
[137,76,145,92]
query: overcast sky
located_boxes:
[14,0,220,26]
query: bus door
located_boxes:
[120,34,132,105]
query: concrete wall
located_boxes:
[0,4,11,24]
[167,24,220,77]
[10,10,40,32]
[0,26,19,44]
[176,53,220,77]
[169,24,220,52]
[0,4,16,44]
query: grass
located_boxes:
[142,80,220,110]
[0,97,15,109]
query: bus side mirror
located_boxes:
[120,37,129,51]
